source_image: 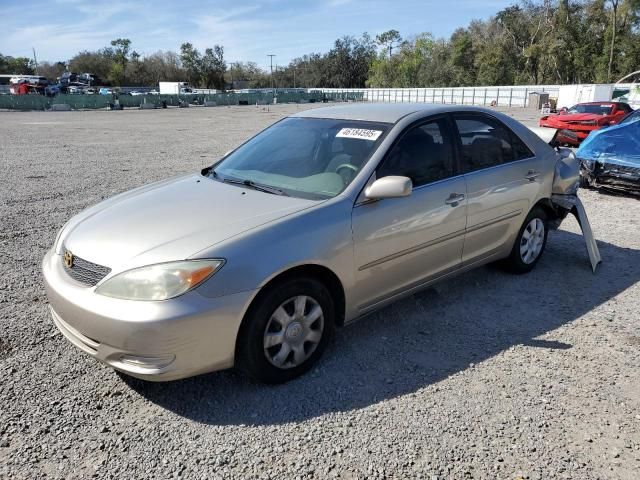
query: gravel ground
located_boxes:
[1,104,639,479]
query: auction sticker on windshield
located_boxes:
[336,128,383,141]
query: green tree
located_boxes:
[450,29,476,85]
[180,43,202,86]
[110,38,131,85]
[37,61,67,81]
[324,34,376,87]
[375,30,402,59]
[69,49,114,81]
[201,46,226,89]
[0,54,35,74]
[227,61,269,88]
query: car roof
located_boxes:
[292,103,503,124]
[575,101,620,105]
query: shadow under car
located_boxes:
[121,229,639,426]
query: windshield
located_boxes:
[210,117,389,199]
[567,104,613,115]
[620,109,640,124]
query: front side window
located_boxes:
[211,117,389,199]
[377,118,455,187]
[454,115,533,172]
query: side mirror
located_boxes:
[365,176,412,200]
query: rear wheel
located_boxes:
[237,277,334,383]
[502,207,548,274]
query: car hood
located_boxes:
[549,113,604,122]
[60,174,319,272]
[577,119,640,167]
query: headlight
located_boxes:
[95,259,224,301]
[581,158,595,170]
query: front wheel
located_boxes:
[501,207,548,274]
[236,277,334,384]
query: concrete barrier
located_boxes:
[50,104,72,111]
[139,103,157,110]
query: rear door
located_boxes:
[452,113,544,264]
[351,116,467,312]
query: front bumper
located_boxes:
[42,249,257,381]
[580,161,640,196]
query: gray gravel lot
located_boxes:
[1,104,639,479]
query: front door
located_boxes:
[351,116,467,312]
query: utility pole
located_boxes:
[32,47,39,74]
[267,54,275,102]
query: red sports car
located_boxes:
[539,101,633,146]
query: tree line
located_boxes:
[2,0,639,89]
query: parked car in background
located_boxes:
[44,84,61,96]
[77,73,101,86]
[43,104,588,384]
[58,72,102,88]
[58,72,80,88]
[9,76,48,95]
[98,88,113,95]
[539,101,633,146]
[577,108,640,195]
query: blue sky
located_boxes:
[1,0,513,68]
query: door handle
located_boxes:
[525,170,541,181]
[445,193,465,206]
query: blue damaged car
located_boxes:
[577,109,640,195]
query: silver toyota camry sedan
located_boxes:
[43,104,568,383]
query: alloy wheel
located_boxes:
[520,218,545,264]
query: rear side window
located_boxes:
[377,118,455,187]
[454,115,534,172]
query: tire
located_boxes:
[236,277,334,384]
[501,206,549,274]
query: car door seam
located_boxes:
[464,209,522,234]
[358,228,467,271]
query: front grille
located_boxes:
[62,249,111,287]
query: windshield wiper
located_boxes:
[219,175,288,196]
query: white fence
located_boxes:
[317,83,640,108]
[316,85,562,108]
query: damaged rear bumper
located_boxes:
[549,147,602,273]
[549,194,602,272]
